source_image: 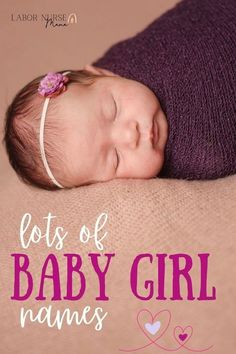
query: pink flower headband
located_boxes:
[38,71,71,188]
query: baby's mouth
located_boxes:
[151,116,159,148]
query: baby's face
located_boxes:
[55,68,168,187]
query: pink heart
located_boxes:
[174,326,193,346]
[137,309,171,343]
[179,333,188,341]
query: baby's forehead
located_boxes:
[47,85,80,124]
[49,78,110,136]
[47,87,88,149]
[57,83,87,117]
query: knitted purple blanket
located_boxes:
[92,0,236,180]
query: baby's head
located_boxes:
[3,65,168,190]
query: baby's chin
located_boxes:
[150,149,166,178]
[134,156,165,179]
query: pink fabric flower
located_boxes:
[38,72,69,98]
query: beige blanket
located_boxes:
[0,174,235,353]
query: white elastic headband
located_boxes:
[39,71,71,188]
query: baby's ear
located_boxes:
[83,64,118,77]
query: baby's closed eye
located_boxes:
[112,94,118,120]
[114,148,120,171]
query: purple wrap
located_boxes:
[92,0,236,180]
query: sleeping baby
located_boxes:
[3,0,236,190]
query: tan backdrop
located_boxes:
[0,1,236,354]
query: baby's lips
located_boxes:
[152,118,159,147]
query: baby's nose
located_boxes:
[116,120,140,149]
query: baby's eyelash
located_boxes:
[115,148,120,170]
[112,95,117,120]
